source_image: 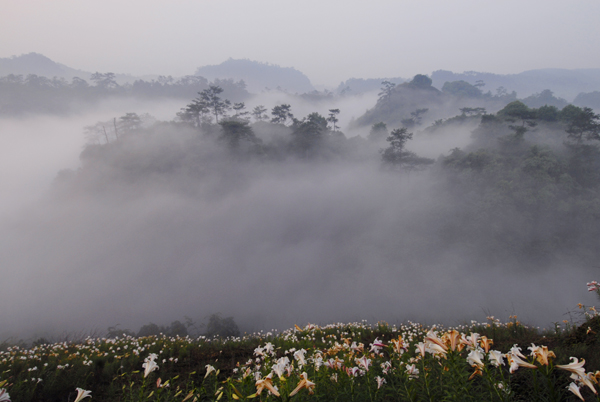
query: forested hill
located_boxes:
[352,74,516,129]
[195,58,314,94]
[431,68,600,100]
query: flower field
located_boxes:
[2,307,600,402]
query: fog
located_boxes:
[0,94,596,341]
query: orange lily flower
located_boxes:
[255,374,280,397]
[289,372,315,396]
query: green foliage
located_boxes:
[368,122,389,142]
[381,127,434,170]
[197,85,231,123]
[563,106,600,144]
[251,105,268,122]
[408,74,433,89]
[289,112,329,158]
[218,120,263,153]
[378,80,396,103]
[442,80,483,98]
[90,72,117,89]
[536,105,559,122]
[498,101,537,124]
[460,107,487,116]
[270,104,294,125]
[327,108,340,131]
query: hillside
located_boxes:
[432,68,600,101]
[336,76,406,95]
[0,52,145,84]
[194,58,314,94]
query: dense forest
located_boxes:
[0,72,249,115]
[53,77,600,268]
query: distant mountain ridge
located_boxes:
[3,53,600,102]
[194,58,314,94]
[0,53,147,84]
[0,52,89,79]
[431,68,600,101]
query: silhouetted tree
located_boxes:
[459,107,487,116]
[499,101,538,141]
[137,323,162,337]
[327,109,340,131]
[218,120,263,152]
[198,85,231,123]
[368,122,388,142]
[381,127,433,170]
[178,98,211,127]
[232,102,250,121]
[119,112,142,132]
[167,320,188,337]
[378,81,396,103]
[290,112,328,157]
[564,106,600,144]
[205,314,240,338]
[251,105,268,122]
[271,104,294,125]
[90,72,117,89]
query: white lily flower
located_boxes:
[74,388,92,402]
[0,389,10,402]
[509,345,527,359]
[293,349,307,366]
[415,342,426,357]
[557,357,586,378]
[461,333,480,350]
[424,331,447,353]
[355,356,372,371]
[205,364,216,378]
[488,350,505,367]
[467,349,485,368]
[272,356,289,379]
[263,342,275,355]
[405,364,419,379]
[142,359,159,378]
[369,338,385,353]
[567,382,585,401]
[507,352,537,373]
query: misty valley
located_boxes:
[3,60,600,401]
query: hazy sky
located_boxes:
[2,0,600,86]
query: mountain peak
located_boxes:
[194,58,314,93]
